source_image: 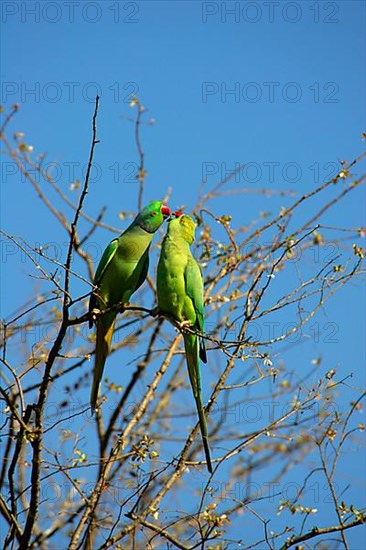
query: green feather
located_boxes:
[157,214,213,473]
[89,201,170,412]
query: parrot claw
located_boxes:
[151,306,160,317]
[178,320,193,330]
[91,307,101,321]
[118,301,130,313]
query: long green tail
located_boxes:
[183,333,213,473]
[90,311,116,413]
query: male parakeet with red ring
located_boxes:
[89,201,171,412]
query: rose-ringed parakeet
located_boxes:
[157,213,213,473]
[89,201,171,412]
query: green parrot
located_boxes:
[157,213,213,473]
[89,201,171,412]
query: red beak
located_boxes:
[174,210,184,217]
[161,204,171,217]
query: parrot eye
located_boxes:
[150,212,158,217]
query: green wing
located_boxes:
[94,238,119,285]
[183,254,211,470]
[134,246,150,293]
[89,238,119,328]
[184,255,207,363]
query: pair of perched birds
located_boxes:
[88,201,213,472]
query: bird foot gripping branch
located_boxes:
[89,300,131,325]
[90,307,101,325]
[118,301,130,313]
[178,319,193,331]
[150,306,160,317]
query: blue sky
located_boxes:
[2,1,365,288]
[1,1,365,547]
